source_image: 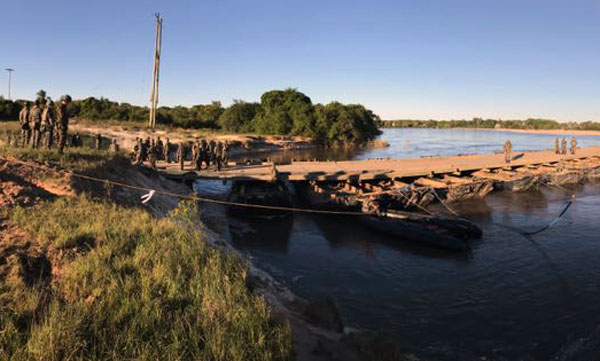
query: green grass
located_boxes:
[1,197,293,360]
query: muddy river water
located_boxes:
[197,129,600,360]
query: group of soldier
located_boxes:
[12,95,72,153]
[502,136,578,164]
[554,136,577,155]
[132,137,229,172]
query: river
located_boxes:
[197,128,600,360]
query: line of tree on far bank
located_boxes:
[0,88,381,146]
[383,118,600,131]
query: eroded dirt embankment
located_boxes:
[0,156,416,361]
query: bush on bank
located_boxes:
[0,197,293,361]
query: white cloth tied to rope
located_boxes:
[141,190,156,204]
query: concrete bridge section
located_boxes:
[156,146,600,182]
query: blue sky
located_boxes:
[1,0,599,121]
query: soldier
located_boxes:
[163,137,171,163]
[553,137,559,154]
[208,140,217,168]
[214,141,223,171]
[176,142,185,170]
[132,137,140,160]
[19,102,30,147]
[201,139,209,169]
[56,95,72,154]
[95,133,102,150]
[143,137,151,161]
[109,139,120,153]
[221,140,229,167]
[6,130,13,147]
[134,138,144,164]
[28,100,43,148]
[41,99,55,148]
[156,136,164,160]
[191,140,198,169]
[147,139,158,170]
[503,140,513,164]
[570,136,577,155]
[71,132,82,148]
[561,136,567,155]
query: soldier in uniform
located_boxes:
[41,99,55,148]
[214,141,223,171]
[191,140,198,169]
[561,136,567,155]
[208,140,217,168]
[503,140,513,164]
[570,137,577,155]
[19,102,30,147]
[221,140,229,167]
[143,137,151,161]
[200,139,209,169]
[56,95,72,154]
[163,137,171,163]
[147,139,158,170]
[95,133,102,150]
[71,132,82,147]
[134,138,144,165]
[29,100,43,148]
[553,137,559,154]
[109,139,120,153]
[196,140,204,170]
[176,142,186,170]
[156,136,164,160]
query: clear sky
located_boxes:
[1,0,599,121]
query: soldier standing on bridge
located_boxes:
[148,139,158,170]
[503,140,513,164]
[176,142,186,170]
[163,137,171,163]
[570,137,577,155]
[19,102,30,147]
[221,140,229,167]
[201,139,209,169]
[561,136,567,155]
[214,141,223,171]
[554,137,560,154]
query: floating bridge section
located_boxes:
[156,146,600,183]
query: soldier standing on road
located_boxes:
[19,102,30,147]
[554,137,560,154]
[56,95,72,154]
[134,138,144,165]
[503,140,513,164]
[29,100,42,149]
[176,142,185,170]
[95,133,102,150]
[163,137,171,163]
[41,99,55,149]
[570,137,577,155]
[561,136,567,155]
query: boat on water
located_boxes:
[360,209,481,251]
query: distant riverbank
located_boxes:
[469,127,600,136]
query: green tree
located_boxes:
[253,88,316,136]
[218,100,261,132]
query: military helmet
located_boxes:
[61,94,72,103]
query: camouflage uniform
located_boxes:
[95,134,102,150]
[221,141,229,167]
[56,96,71,154]
[28,103,42,148]
[214,141,223,171]
[561,137,567,155]
[503,140,512,164]
[41,101,55,148]
[143,138,151,161]
[18,104,30,147]
[191,141,198,169]
[156,137,164,160]
[148,140,157,170]
[201,139,209,169]
[176,142,185,170]
[134,138,144,165]
[553,137,559,154]
[570,137,577,155]
[163,137,171,163]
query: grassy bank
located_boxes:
[0,143,293,360]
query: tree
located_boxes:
[218,100,261,132]
[253,88,316,136]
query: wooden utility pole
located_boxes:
[149,13,163,128]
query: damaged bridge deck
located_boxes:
[156,146,600,182]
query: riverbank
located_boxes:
[0,141,416,361]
